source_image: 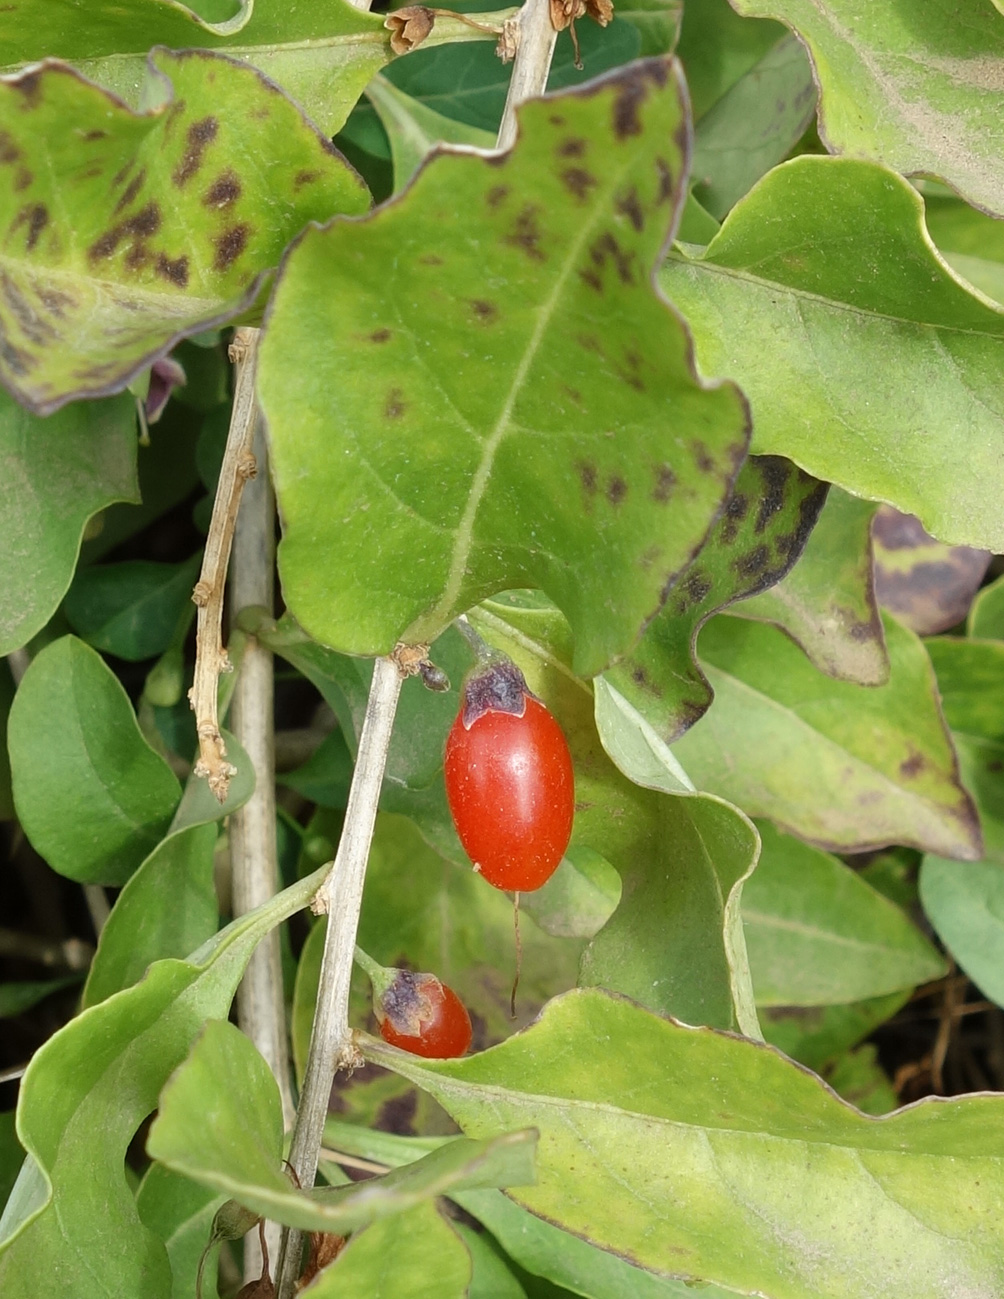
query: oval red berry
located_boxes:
[378,979,472,1058]
[444,696,574,891]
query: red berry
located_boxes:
[377,972,472,1058]
[444,664,574,892]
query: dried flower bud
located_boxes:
[385,6,436,54]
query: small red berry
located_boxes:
[444,658,574,892]
[377,970,472,1058]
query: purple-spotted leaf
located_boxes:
[603,454,826,741]
[258,58,750,677]
[673,613,982,859]
[872,506,990,636]
[735,486,889,686]
[0,47,368,414]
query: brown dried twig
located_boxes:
[188,326,260,802]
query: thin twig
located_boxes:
[229,410,295,1283]
[276,653,408,1298]
[0,926,92,970]
[496,0,559,151]
[319,1150,390,1175]
[188,327,260,803]
[83,886,110,938]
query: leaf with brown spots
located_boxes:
[673,613,982,859]
[872,504,990,636]
[604,455,826,743]
[259,58,750,677]
[0,49,367,412]
[735,486,890,686]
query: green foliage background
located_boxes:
[2,0,1004,1295]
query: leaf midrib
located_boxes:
[425,148,646,629]
[742,905,926,956]
[668,251,1004,340]
[417,1074,1004,1159]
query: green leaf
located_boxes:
[0,864,325,1298]
[364,987,1004,1299]
[0,1112,23,1221]
[0,0,396,136]
[662,155,1004,550]
[79,402,200,564]
[920,856,1004,1010]
[518,845,621,941]
[615,0,682,56]
[925,192,1004,307]
[64,555,201,662]
[258,60,750,676]
[8,636,181,884]
[277,727,353,809]
[470,599,759,1036]
[730,0,1004,217]
[0,977,79,1018]
[135,1165,223,1299]
[969,573,1004,640]
[299,1201,472,1298]
[691,34,816,218]
[592,675,694,795]
[458,1190,736,1299]
[672,614,981,858]
[0,0,255,58]
[925,636,1004,743]
[676,0,785,119]
[743,821,947,1006]
[453,1220,527,1299]
[872,506,989,635]
[148,1018,537,1232]
[580,790,761,1038]
[318,1123,720,1299]
[0,48,368,413]
[378,18,642,135]
[760,992,910,1074]
[603,454,827,740]
[925,638,1004,868]
[0,392,138,655]
[82,823,219,1007]
[825,1044,898,1117]
[366,75,495,192]
[734,486,888,686]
